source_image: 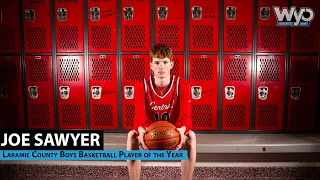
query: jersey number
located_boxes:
[154,112,170,122]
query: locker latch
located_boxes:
[226,6,236,20]
[192,6,202,20]
[124,7,133,20]
[92,86,102,99]
[191,86,202,100]
[90,7,100,21]
[124,86,134,99]
[260,7,270,20]
[291,87,301,100]
[225,86,235,100]
[0,9,2,22]
[25,9,35,22]
[0,86,8,99]
[60,86,70,99]
[28,86,38,99]
[58,8,67,21]
[258,86,268,100]
[158,6,168,20]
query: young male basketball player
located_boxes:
[126,44,197,180]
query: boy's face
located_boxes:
[150,57,173,79]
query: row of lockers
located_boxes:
[0,0,319,53]
[0,55,318,131]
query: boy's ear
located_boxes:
[170,61,174,69]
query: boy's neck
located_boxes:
[154,75,171,87]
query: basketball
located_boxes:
[144,121,180,150]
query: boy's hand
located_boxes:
[175,126,186,150]
[138,126,149,150]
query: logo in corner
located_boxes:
[273,6,315,27]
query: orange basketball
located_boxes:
[144,121,180,150]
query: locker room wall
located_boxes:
[0,0,319,133]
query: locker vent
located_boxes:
[192,57,214,81]
[27,0,46,3]
[0,58,16,83]
[30,104,50,126]
[59,58,80,81]
[0,28,16,51]
[192,25,214,49]
[125,104,135,127]
[170,57,180,76]
[92,0,111,2]
[259,58,280,82]
[158,25,180,49]
[93,104,113,127]
[290,104,313,129]
[91,26,112,50]
[28,59,48,82]
[261,0,278,2]
[292,27,315,50]
[58,26,80,50]
[292,58,314,82]
[192,104,212,127]
[228,0,249,1]
[0,104,19,126]
[257,105,278,128]
[61,104,81,126]
[225,104,245,127]
[124,58,146,81]
[124,25,146,49]
[0,0,13,3]
[26,27,47,51]
[226,58,247,82]
[260,26,281,50]
[58,0,78,3]
[92,57,112,81]
[226,25,248,49]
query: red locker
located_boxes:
[55,0,84,52]
[0,1,20,53]
[224,0,253,52]
[171,54,184,78]
[122,55,150,130]
[25,56,55,129]
[287,56,319,131]
[255,55,285,130]
[222,55,252,130]
[89,55,118,130]
[291,0,320,53]
[257,0,287,53]
[57,56,86,129]
[121,0,150,52]
[190,55,218,130]
[0,56,24,128]
[155,0,184,52]
[190,0,219,52]
[88,0,117,52]
[23,0,52,53]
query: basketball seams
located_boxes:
[146,125,177,132]
[144,136,180,142]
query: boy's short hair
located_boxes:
[149,44,173,62]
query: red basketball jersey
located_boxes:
[134,75,192,134]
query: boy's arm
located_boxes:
[174,79,192,135]
[133,81,151,134]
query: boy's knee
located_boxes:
[188,131,196,142]
[127,130,137,138]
